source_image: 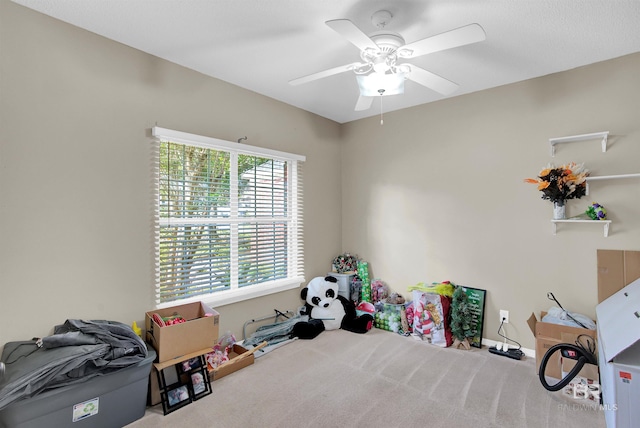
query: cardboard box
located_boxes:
[562,358,599,384]
[597,249,640,304]
[597,276,640,428]
[209,344,255,381]
[560,330,599,383]
[526,248,640,382]
[527,311,597,380]
[145,301,220,362]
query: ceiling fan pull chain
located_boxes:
[379,88,385,125]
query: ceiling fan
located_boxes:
[289,10,486,111]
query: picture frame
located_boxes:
[164,384,191,414]
[155,351,212,415]
[179,356,201,373]
[461,286,487,349]
[189,369,211,400]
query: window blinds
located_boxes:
[152,127,304,304]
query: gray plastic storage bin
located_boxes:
[0,349,155,428]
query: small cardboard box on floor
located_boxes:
[596,250,640,428]
[145,301,220,362]
[209,343,255,381]
[527,311,598,381]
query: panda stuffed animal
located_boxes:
[292,276,374,339]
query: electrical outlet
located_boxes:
[500,309,509,324]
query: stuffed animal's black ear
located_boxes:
[300,287,308,300]
[325,275,338,283]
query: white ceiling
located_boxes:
[12,0,640,124]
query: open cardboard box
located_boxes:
[527,311,597,380]
[560,330,600,383]
[145,301,220,362]
[208,344,255,381]
[528,249,640,382]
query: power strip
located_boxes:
[489,346,525,360]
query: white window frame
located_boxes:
[151,127,305,308]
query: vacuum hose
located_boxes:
[538,343,597,391]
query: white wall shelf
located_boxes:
[551,218,612,237]
[585,173,640,195]
[545,129,637,236]
[586,173,640,181]
[549,131,609,157]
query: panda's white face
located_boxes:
[305,276,345,330]
[306,277,339,309]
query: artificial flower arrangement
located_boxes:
[331,252,359,274]
[586,202,607,220]
[524,162,589,205]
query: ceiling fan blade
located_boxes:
[326,19,379,52]
[289,62,362,86]
[397,23,486,58]
[403,64,459,95]
[354,95,374,111]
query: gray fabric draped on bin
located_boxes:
[0,319,148,411]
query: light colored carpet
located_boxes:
[127,328,605,428]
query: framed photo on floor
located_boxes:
[155,350,212,415]
[189,369,212,400]
[164,384,191,413]
[176,354,212,401]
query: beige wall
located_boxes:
[341,53,640,349]
[2,0,639,353]
[0,1,343,352]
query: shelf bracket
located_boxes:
[601,133,608,153]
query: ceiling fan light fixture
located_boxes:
[357,72,405,97]
[372,56,390,73]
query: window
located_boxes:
[151,127,305,307]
